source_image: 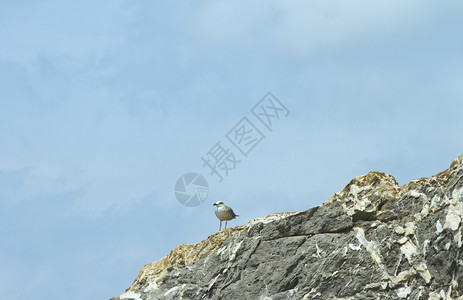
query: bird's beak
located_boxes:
[213,203,216,206]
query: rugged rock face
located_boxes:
[113,155,463,300]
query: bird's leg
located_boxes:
[225,221,228,229]
[219,221,222,231]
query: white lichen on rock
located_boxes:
[113,155,463,300]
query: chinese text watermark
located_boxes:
[174,92,289,206]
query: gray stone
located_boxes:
[113,155,463,300]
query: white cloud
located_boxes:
[1,2,463,300]
[0,1,129,63]
[188,0,431,55]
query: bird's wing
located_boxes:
[226,206,238,218]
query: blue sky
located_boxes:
[1,1,463,299]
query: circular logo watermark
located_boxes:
[174,172,209,207]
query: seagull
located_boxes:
[213,201,238,231]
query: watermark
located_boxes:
[174,92,290,207]
[174,172,209,207]
[225,117,265,157]
[251,92,290,132]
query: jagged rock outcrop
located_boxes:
[113,155,463,300]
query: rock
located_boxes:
[114,155,463,300]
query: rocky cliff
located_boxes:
[113,155,463,300]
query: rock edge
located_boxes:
[113,155,463,300]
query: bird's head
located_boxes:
[213,201,224,206]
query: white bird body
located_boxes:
[213,201,238,230]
